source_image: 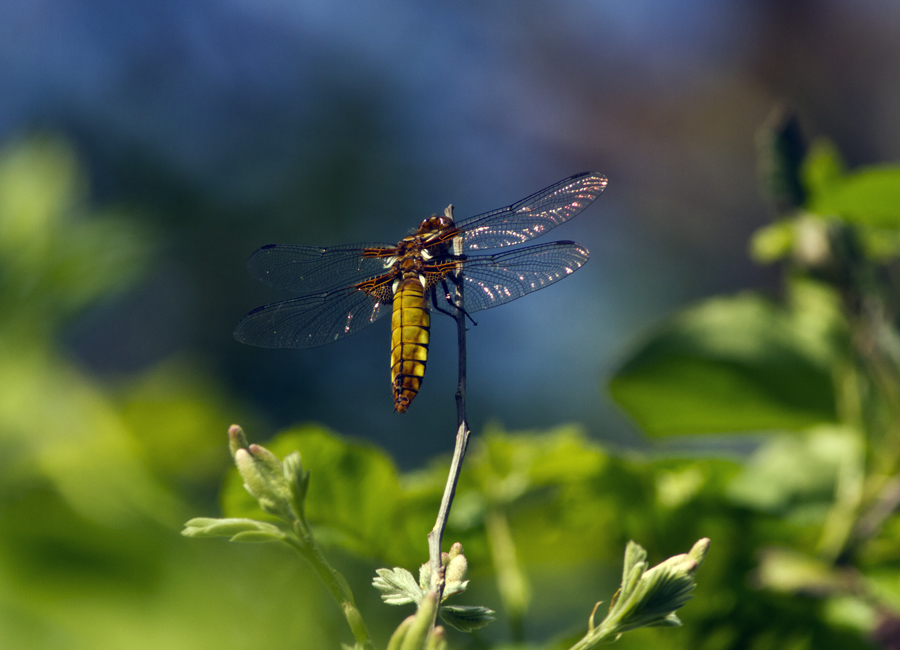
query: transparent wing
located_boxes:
[430,241,590,314]
[454,172,607,251]
[233,283,392,349]
[245,242,395,293]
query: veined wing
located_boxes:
[428,241,590,314]
[233,279,393,349]
[245,242,395,294]
[454,172,607,251]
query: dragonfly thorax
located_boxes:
[414,214,455,237]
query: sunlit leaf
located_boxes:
[802,138,846,200]
[372,567,423,605]
[802,139,900,227]
[751,220,796,264]
[808,166,900,227]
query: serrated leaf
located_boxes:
[439,605,496,632]
[373,567,423,605]
[604,545,700,634]
[621,541,647,585]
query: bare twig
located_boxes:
[427,204,472,603]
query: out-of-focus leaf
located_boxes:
[802,139,900,227]
[467,424,607,503]
[751,220,796,264]
[726,426,856,515]
[858,227,900,262]
[117,359,238,485]
[449,427,650,571]
[753,546,851,596]
[0,135,151,335]
[221,426,410,560]
[802,139,846,199]
[609,292,840,435]
[822,596,878,637]
[807,166,900,227]
[0,342,186,527]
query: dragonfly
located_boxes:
[234,171,607,413]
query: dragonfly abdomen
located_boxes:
[390,277,431,413]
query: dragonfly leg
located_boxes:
[431,279,477,326]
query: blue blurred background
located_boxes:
[2,0,899,459]
[4,2,900,649]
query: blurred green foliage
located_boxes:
[0,135,330,649]
[608,288,842,434]
[4,120,900,650]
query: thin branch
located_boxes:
[427,204,472,604]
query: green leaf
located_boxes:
[373,567,424,606]
[467,424,607,502]
[808,166,900,227]
[578,540,707,647]
[609,292,839,435]
[802,138,846,200]
[0,134,152,334]
[227,530,288,543]
[751,220,796,264]
[181,517,286,541]
[753,546,850,595]
[621,540,648,589]
[726,425,855,514]
[438,605,496,632]
[802,139,900,226]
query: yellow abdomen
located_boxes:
[391,278,430,413]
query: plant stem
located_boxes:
[427,204,472,605]
[286,532,374,649]
[485,508,528,641]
